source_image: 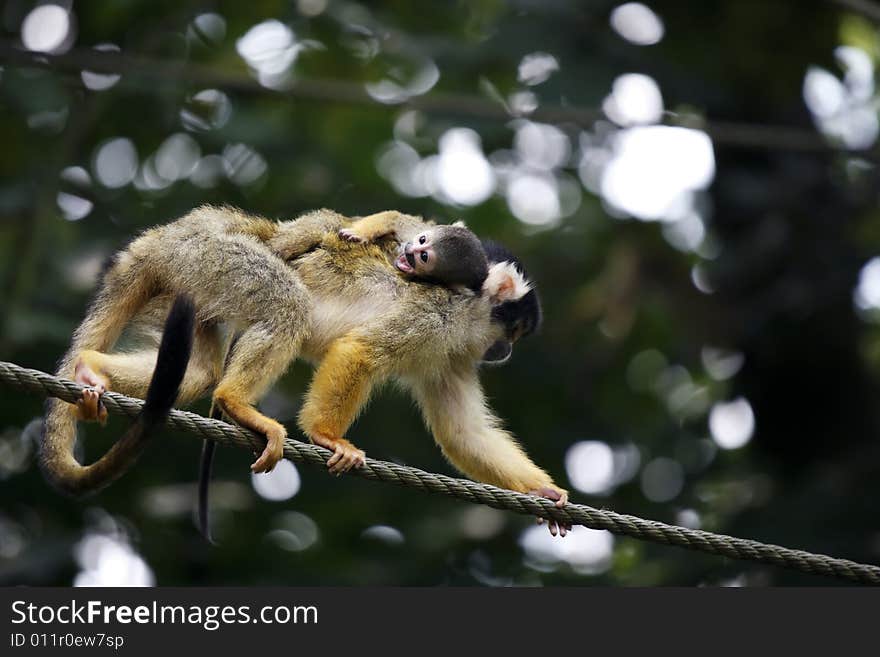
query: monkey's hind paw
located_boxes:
[75,387,109,425]
[250,431,286,474]
[326,442,366,475]
[73,357,110,424]
[338,228,365,243]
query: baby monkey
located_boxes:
[339,211,489,292]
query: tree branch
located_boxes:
[0,41,867,156]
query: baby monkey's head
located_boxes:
[395,224,489,292]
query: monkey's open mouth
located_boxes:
[396,253,415,273]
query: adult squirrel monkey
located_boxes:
[40,206,570,536]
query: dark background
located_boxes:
[1,0,879,586]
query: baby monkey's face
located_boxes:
[395,223,488,290]
[396,230,437,277]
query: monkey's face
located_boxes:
[396,230,437,277]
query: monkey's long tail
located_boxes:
[198,412,219,544]
[198,330,243,543]
[39,295,195,496]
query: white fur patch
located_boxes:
[483,261,531,304]
[452,220,467,228]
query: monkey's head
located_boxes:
[479,240,543,366]
[395,224,489,292]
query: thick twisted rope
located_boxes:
[2,360,878,585]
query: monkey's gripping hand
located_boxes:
[311,434,366,475]
[530,485,571,537]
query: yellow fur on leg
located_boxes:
[298,335,375,474]
[213,385,287,474]
[76,341,219,408]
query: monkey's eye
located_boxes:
[420,251,429,263]
[419,235,426,244]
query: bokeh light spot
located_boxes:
[268,511,320,552]
[93,138,138,189]
[854,257,880,310]
[517,52,559,86]
[237,20,302,88]
[514,122,571,170]
[361,525,405,545]
[435,128,495,205]
[191,13,226,45]
[803,48,878,149]
[565,441,615,495]
[506,173,560,226]
[709,398,755,450]
[520,525,614,575]
[600,126,715,221]
[365,59,440,104]
[74,533,154,587]
[610,3,664,46]
[603,73,664,126]
[251,460,301,501]
[223,143,268,186]
[180,89,232,131]
[21,4,71,53]
[81,44,122,91]
[155,133,201,182]
[701,347,744,381]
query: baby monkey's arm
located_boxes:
[268,209,350,261]
[338,210,427,244]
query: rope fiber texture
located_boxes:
[2,360,878,585]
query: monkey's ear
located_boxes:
[480,339,513,365]
[452,220,468,228]
[483,261,531,304]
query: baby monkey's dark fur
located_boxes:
[426,226,488,292]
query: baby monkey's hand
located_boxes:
[338,227,367,243]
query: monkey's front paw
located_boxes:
[326,440,366,475]
[530,486,571,537]
[250,428,286,474]
[338,228,365,243]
